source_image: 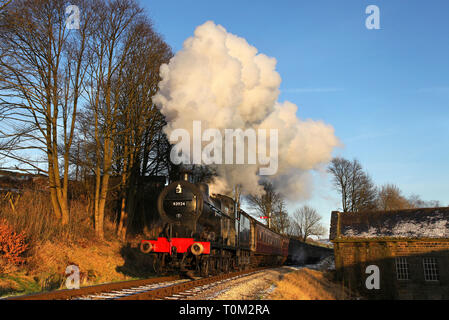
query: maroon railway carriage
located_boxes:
[140,172,289,275]
[249,213,289,266]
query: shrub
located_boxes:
[0,219,29,265]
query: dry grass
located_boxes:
[30,240,128,287]
[0,190,97,244]
[0,276,20,295]
[0,189,144,297]
[0,240,134,296]
[269,268,354,300]
[0,189,120,244]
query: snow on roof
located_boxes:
[330,207,449,240]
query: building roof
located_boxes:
[329,207,449,241]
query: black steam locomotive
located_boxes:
[140,172,289,276]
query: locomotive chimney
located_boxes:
[179,168,192,182]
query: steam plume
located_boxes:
[153,21,340,200]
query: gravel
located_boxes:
[188,267,297,300]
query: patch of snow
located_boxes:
[342,213,449,238]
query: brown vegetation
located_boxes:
[0,219,28,266]
[0,187,154,297]
[0,189,109,245]
[269,268,354,300]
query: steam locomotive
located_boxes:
[139,172,289,276]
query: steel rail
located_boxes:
[118,268,266,300]
[8,275,180,300]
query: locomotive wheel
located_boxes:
[153,254,166,274]
[231,258,237,271]
[210,258,218,275]
[216,258,221,275]
[223,258,230,273]
[200,259,209,277]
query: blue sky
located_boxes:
[140,0,449,231]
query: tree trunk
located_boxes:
[117,169,138,241]
[94,158,102,238]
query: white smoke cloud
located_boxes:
[153,21,341,200]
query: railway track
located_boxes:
[8,275,181,300]
[119,268,264,300]
[8,268,266,300]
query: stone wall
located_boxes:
[333,239,449,299]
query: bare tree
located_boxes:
[270,199,290,235]
[407,194,441,208]
[377,184,409,211]
[378,188,441,211]
[328,157,377,212]
[0,0,11,12]
[70,0,173,239]
[246,180,282,229]
[82,0,145,239]
[0,0,93,224]
[328,157,352,212]
[114,18,172,240]
[350,168,377,212]
[426,200,441,208]
[290,205,326,241]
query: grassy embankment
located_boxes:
[0,190,155,298]
[269,268,356,300]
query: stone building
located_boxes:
[329,207,449,299]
